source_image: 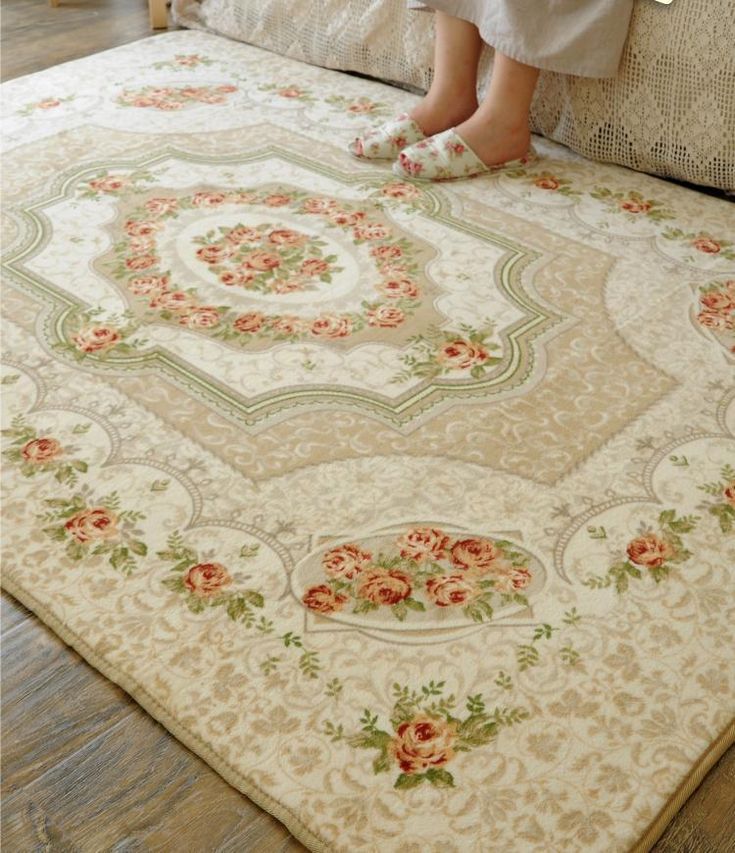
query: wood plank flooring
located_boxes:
[1,2,733,850]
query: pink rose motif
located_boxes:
[267,229,307,246]
[310,315,352,339]
[218,270,244,286]
[330,210,366,227]
[487,561,532,593]
[21,437,63,463]
[179,87,208,101]
[132,97,159,108]
[356,569,412,606]
[697,311,734,331]
[233,312,265,333]
[184,562,232,597]
[534,176,560,190]
[436,340,491,370]
[302,584,349,614]
[322,543,373,580]
[65,507,118,543]
[263,194,291,207]
[125,254,157,271]
[300,259,329,276]
[150,291,196,312]
[367,305,405,328]
[179,307,221,328]
[724,482,735,508]
[89,176,127,193]
[225,226,260,245]
[278,87,304,98]
[700,291,735,313]
[425,574,479,607]
[196,244,231,264]
[196,93,227,105]
[72,326,122,353]
[351,137,365,157]
[348,101,376,113]
[157,101,185,111]
[124,219,160,237]
[130,274,169,296]
[241,250,281,271]
[626,534,675,568]
[396,527,451,563]
[303,197,338,214]
[620,199,652,214]
[693,237,721,254]
[397,152,423,177]
[371,244,402,260]
[145,197,178,216]
[229,191,258,204]
[269,315,308,336]
[450,537,503,574]
[128,238,155,256]
[353,223,390,241]
[271,278,307,294]
[192,191,227,207]
[175,55,201,66]
[381,182,420,200]
[37,99,61,110]
[377,277,419,299]
[390,717,456,774]
[217,84,238,93]
[379,263,410,277]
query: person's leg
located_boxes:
[453,51,540,165]
[409,11,483,136]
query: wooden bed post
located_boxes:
[149,0,168,29]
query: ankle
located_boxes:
[410,92,479,136]
[472,106,530,135]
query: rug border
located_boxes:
[0,575,330,853]
[3,577,734,853]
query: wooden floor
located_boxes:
[1,2,734,851]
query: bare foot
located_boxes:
[409,91,479,138]
[453,112,531,166]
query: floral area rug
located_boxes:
[1,30,734,853]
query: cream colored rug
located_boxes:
[1,31,734,853]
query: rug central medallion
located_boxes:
[7,149,566,428]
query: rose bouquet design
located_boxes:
[2,415,88,486]
[159,531,265,624]
[342,681,528,789]
[589,187,674,220]
[192,222,341,294]
[698,464,735,534]
[40,490,147,574]
[104,185,423,345]
[392,323,502,383]
[117,84,238,111]
[301,527,533,623]
[695,279,735,351]
[583,509,698,593]
[662,229,735,261]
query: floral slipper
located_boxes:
[349,112,426,160]
[393,128,537,181]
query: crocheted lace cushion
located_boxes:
[172,0,735,190]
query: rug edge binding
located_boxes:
[0,576,330,853]
[2,576,734,853]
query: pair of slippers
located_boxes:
[349,113,536,181]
